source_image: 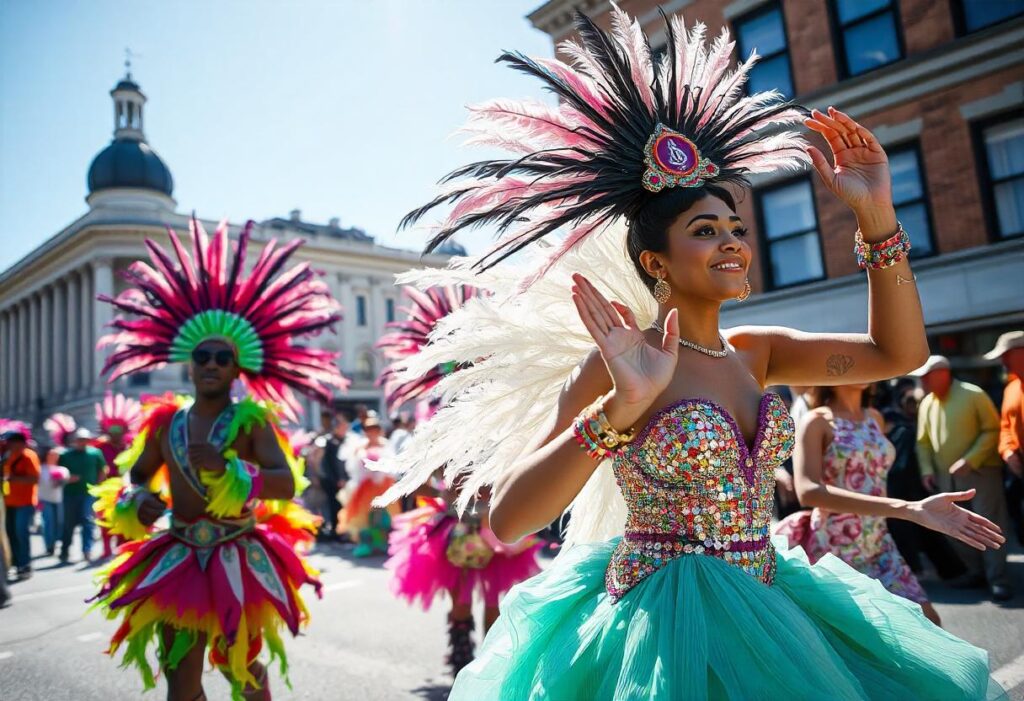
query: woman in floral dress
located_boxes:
[775,384,941,625]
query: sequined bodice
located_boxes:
[606,393,795,601]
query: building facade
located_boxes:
[530,0,1024,394]
[0,72,460,434]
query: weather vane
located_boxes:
[124,48,137,78]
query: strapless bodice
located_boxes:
[606,393,795,601]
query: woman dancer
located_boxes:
[377,285,542,674]
[378,9,1006,699]
[774,384,940,625]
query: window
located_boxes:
[756,179,825,288]
[356,295,367,326]
[356,351,375,381]
[385,298,396,323]
[977,114,1024,239]
[129,372,151,387]
[734,4,794,99]
[888,145,935,257]
[830,0,902,77]
[955,0,1024,34]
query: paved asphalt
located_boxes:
[1,533,1022,700]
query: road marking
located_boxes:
[993,650,1024,690]
[0,651,12,661]
[14,584,93,602]
[323,580,361,592]
[76,632,102,643]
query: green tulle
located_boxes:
[451,537,1005,701]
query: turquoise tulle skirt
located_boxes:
[451,537,1005,700]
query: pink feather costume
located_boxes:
[375,285,543,608]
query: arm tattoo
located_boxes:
[825,354,855,377]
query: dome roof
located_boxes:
[114,78,141,92]
[87,139,173,196]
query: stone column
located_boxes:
[0,310,9,411]
[39,289,52,403]
[66,273,81,395]
[79,267,93,395]
[336,273,356,375]
[18,301,29,411]
[52,281,66,397]
[93,258,114,382]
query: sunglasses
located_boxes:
[191,348,236,367]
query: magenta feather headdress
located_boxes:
[43,413,77,447]
[0,419,33,444]
[94,392,142,441]
[98,216,350,415]
[405,7,810,281]
[376,285,482,410]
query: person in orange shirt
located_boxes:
[986,330,1024,545]
[2,430,41,579]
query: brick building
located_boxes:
[529,0,1024,392]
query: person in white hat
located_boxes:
[986,330,1024,545]
[913,354,1012,601]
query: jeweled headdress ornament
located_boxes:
[99,216,349,414]
[375,284,483,411]
[404,7,810,279]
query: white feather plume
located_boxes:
[374,220,655,547]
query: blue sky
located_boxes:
[0,0,554,272]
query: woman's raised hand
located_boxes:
[571,273,678,408]
[805,106,891,214]
[911,489,1005,551]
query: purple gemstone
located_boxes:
[654,134,698,176]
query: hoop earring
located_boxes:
[736,278,751,302]
[653,271,671,304]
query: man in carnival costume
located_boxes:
[91,217,348,701]
[380,7,1007,700]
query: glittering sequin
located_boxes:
[605,393,795,601]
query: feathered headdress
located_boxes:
[404,7,809,281]
[375,284,483,411]
[98,216,350,416]
[94,392,142,441]
[43,413,77,447]
[0,418,34,444]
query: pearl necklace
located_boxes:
[650,321,729,358]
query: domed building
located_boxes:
[0,70,458,432]
[87,74,174,203]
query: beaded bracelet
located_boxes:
[572,396,637,460]
[573,415,609,460]
[854,221,911,270]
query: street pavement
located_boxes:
[1,532,1022,700]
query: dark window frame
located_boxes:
[887,140,938,259]
[732,1,796,99]
[827,0,905,79]
[971,108,1024,241]
[754,174,827,290]
[356,295,368,327]
[951,0,1024,36]
[385,298,396,323]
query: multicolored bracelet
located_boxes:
[572,395,637,460]
[854,221,911,270]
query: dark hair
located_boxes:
[809,385,875,410]
[626,185,739,291]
